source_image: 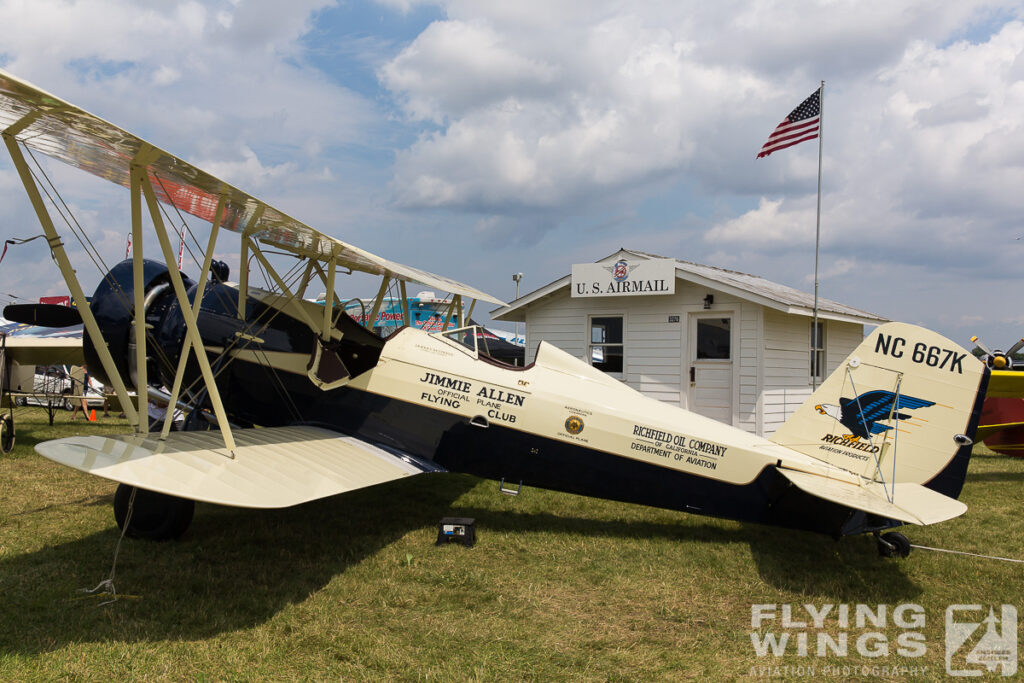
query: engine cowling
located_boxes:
[84,259,194,390]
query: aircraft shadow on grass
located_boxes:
[448,504,921,600]
[0,474,478,655]
[741,527,921,600]
[7,493,112,518]
[0,473,923,655]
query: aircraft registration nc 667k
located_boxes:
[0,70,988,558]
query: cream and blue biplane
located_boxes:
[0,70,991,557]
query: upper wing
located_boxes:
[34,426,444,508]
[0,69,504,307]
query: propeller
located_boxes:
[971,335,1024,370]
[3,303,83,328]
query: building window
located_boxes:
[810,321,825,382]
[696,318,731,360]
[590,316,624,374]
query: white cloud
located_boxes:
[706,197,812,244]
[198,146,298,191]
[2,0,1024,344]
[381,1,1024,233]
[0,0,372,162]
[152,65,181,86]
[381,20,560,123]
[0,0,379,298]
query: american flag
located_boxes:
[756,89,820,159]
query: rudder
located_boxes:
[770,322,988,499]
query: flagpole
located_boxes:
[811,79,827,387]
[812,80,824,389]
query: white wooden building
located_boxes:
[490,249,888,437]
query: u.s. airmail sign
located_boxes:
[571,257,676,298]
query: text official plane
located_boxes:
[0,70,987,557]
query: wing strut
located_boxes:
[139,170,237,457]
[1,126,142,429]
[159,190,227,440]
[321,250,338,341]
[295,260,316,299]
[399,280,410,327]
[129,159,152,432]
[365,276,391,331]
[237,206,264,321]
[248,244,318,332]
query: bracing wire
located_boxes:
[20,140,327,426]
[173,253,310,422]
[79,487,137,606]
[22,145,186,379]
[151,172,206,268]
[25,146,115,290]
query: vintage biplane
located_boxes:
[0,70,989,557]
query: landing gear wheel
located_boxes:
[876,531,911,558]
[113,484,194,541]
[0,414,13,453]
[14,396,26,407]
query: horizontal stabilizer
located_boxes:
[35,426,442,508]
[778,467,967,526]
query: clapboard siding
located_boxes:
[763,309,811,433]
[525,286,686,404]
[825,321,865,375]
[518,256,875,437]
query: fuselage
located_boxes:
[84,263,888,537]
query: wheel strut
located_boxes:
[874,530,911,558]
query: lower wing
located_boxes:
[34,426,443,508]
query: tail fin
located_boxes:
[770,322,988,499]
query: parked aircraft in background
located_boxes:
[971,336,1024,457]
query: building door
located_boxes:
[687,313,733,424]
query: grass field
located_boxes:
[1,408,1022,681]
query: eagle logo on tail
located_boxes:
[815,390,934,441]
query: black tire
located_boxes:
[113,483,194,541]
[14,396,26,407]
[0,414,13,453]
[877,531,911,558]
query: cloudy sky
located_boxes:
[0,0,1023,347]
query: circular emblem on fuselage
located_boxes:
[565,415,585,435]
[612,259,629,282]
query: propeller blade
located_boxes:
[971,335,994,357]
[1007,337,1024,357]
[3,303,83,327]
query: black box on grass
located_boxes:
[436,517,475,547]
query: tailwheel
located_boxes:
[114,483,194,541]
[875,531,911,558]
[0,413,13,453]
